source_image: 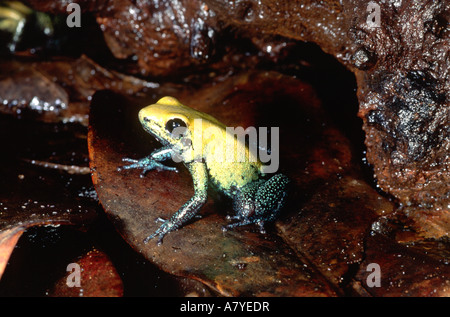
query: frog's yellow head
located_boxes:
[138,96,224,147]
[138,97,189,146]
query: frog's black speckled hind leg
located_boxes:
[144,161,208,245]
[226,173,289,232]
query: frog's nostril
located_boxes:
[144,117,150,122]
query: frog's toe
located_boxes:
[256,220,266,234]
[224,218,253,230]
[139,170,150,178]
[143,232,164,245]
[143,227,166,244]
[117,159,134,171]
[143,233,154,244]
[118,158,143,171]
[153,161,178,172]
[144,219,175,245]
[122,158,138,163]
[224,217,268,234]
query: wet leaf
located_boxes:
[0,228,24,279]
[48,247,123,297]
[278,176,394,286]
[0,115,98,280]
[354,233,450,296]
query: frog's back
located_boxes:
[201,125,263,195]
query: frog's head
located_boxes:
[138,97,192,147]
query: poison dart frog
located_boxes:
[119,97,289,245]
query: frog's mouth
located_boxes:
[141,119,170,146]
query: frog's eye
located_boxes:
[165,118,187,137]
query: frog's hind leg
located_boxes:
[225,174,289,233]
[254,173,289,220]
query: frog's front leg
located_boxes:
[144,161,208,245]
[118,145,177,177]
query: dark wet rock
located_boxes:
[0,55,157,125]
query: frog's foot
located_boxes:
[143,232,164,245]
[143,218,180,245]
[223,217,267,234]
[118,157,177,177]
[144,213,203,245]
[144,224,168,245]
